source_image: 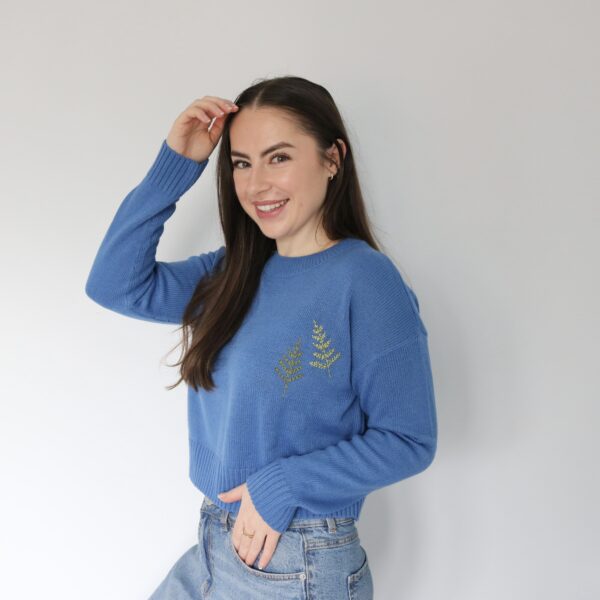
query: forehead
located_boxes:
[229,106,308,149]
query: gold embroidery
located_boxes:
[309,319,341,378]
[274,336,305,397]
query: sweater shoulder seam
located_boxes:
[353,331,428,378]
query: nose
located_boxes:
[246,164,272,197]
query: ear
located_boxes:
[326,138,347,171]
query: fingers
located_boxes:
[233,524,265,567]
[205,96,239,114]
[189,97,238,123]
[232,520,280,570]
[186,106,211,124]
[242,531,268,568]
[231,486,278,569]
[257,534,279,570]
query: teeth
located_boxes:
[257,199,288,212]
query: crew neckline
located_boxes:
[262,237,363,278]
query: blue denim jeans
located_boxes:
[148,495,373,599]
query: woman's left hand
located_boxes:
[218,483,281,570]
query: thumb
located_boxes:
[217,483,244,502]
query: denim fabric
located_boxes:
[148,495,374,599]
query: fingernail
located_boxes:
[258,564,263,570]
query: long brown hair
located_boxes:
[165,75,385,393]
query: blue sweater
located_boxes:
[85,139,438,533]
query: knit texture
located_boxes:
[85,139,438,533]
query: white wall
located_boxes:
[1,1,598,598]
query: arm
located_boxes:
[85,139,225,325]
[245,256,438,533]
[246,333,437,533]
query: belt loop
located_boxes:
[220,508,229,531]
[326,517,337,533]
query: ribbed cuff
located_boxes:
[143,139,209,197]
[245,461,297,533]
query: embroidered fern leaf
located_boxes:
[309,320,341,378]
[274,336,304,397]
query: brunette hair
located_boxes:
[165,75,384,392]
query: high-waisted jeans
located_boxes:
[148,495,374,599]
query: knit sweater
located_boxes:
[85,139,438,533]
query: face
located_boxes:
[228,106,344,255]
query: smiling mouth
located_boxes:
[255,198,290,213]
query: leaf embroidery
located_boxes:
[274,336,305,397]
[308,319,341,379]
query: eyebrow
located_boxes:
[230,142,296,159]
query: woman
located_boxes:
[85,76,438,599]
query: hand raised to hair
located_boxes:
[166,95,239,163]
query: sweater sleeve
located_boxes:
[85,139,225,325]
[245,256,438,533]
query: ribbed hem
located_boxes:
[245,461,297,533]
[143,139,209,197]
[188,438,366,532]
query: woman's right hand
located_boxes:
[165,96,239,163]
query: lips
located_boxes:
[254,198,289,218]
[253,198,289,206]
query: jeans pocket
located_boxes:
[347,548,373,600]
[226,529,306,581]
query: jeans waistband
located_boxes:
[200,495,355,531]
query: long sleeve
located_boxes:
[85,139,225,325]
[245,254,438,533]
[245,333,437,533]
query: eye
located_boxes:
[272,153,290,164]
[232,153,290,169]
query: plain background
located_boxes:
[1,1,598,598]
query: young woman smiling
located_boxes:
[86,76,438,599]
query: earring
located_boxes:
[329,173,335,181]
